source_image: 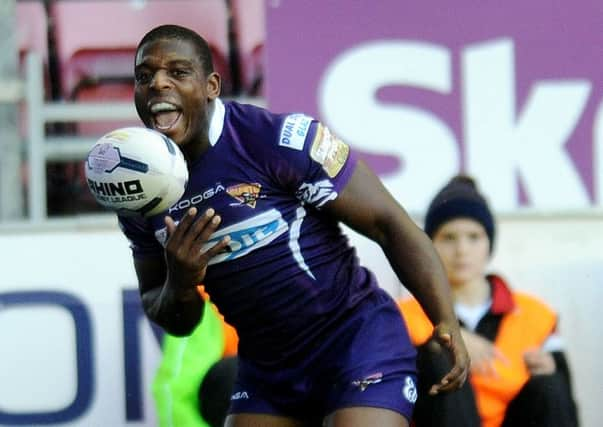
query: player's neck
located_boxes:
[180,137,208,164]
[181,102,215,163]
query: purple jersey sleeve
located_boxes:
[118,214,163,258]
[262,114,358,209]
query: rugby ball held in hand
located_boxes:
[85,127,188,217]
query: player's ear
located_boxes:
[206,72,221,100]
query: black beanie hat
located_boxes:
[424,175,495,252]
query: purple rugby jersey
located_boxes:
[119,99,381,365]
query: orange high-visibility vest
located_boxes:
[398,291,556,427]
[197,285,239,357]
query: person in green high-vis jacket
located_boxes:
[153,289,238,427]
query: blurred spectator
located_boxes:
[153,286,238,427]
[398,175,579,427]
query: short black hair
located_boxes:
[137,24,214,75]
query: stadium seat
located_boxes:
[231,0,266,96]
[49,0,231,100]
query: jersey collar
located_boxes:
[208,98,225,146]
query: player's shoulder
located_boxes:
[225,100,315,149]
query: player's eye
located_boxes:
[170,68,189,78]
[135,70,151,84]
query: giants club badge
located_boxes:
[227,183,264,208]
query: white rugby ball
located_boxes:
[85,127,188,217]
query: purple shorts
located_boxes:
[228,288,418,423]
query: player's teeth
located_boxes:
[151,102,177,113]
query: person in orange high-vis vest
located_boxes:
[399,175,578,427]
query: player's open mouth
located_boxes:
[150,102,182,131]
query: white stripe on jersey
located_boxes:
[289,206,316,280]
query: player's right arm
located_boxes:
[134,253,203,337]
[132,207,230,336]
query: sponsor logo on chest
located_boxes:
[154,208,289,265]
[168,183,226,214]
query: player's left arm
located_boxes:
[323,160,469,394]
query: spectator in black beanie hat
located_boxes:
[398,174,580,427]
[424,175,495,253]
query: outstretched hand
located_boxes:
[164,207,231,288]
[428,322,470,395]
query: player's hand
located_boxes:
[429,321,470,395]
[461,328,509,378]
[163,207,231,288]
[524,349,556,376]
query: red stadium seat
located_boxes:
[50,0,231,99]
[231,0,266,95]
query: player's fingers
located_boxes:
[190,212,224,255]
[432,365,468,394]
[193,236,230,270]
[168,207,197,245]
[188,208,218,244]
[429,348,470,395]
[204,235,231,259]
[429,383,441,396]
[164,215,177,236]
[428,375,454,395]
